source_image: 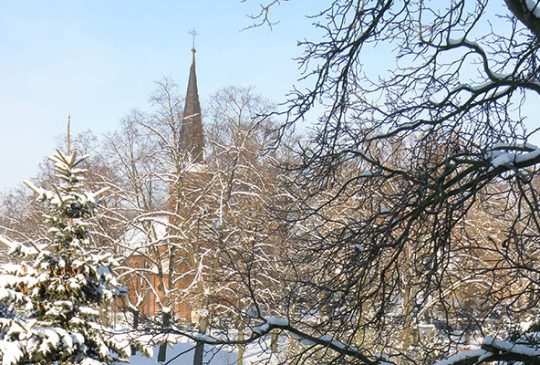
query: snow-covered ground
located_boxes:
[127,337,277,364]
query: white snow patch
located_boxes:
[484,336,540,357]
[433,349,486,365]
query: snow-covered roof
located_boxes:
[184,162,208,173]
[120,216,169,251]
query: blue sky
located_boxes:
[0,1,326,190]
[1,2,539,191]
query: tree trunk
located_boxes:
[100,302,110,326]
[238,324,245,365]
[131,310,140,355]
[270,332,278,353]
[401,284,419,349]
[158,311,171,362]
[132,309,140,329]
[193,315,209,365]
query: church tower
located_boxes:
[169,45,214,323]
[122,44,211,322]
[179,47,205,164]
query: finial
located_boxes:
[67,114,72,154]
[188,28,198,53]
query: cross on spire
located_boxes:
[67,114,72,154]
[188,28,198,51]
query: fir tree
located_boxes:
[0,150,130,364]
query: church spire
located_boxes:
[180,41,205,164]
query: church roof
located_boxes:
[179,48,205,163]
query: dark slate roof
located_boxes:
[180,48,205,163]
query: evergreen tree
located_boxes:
[0,150,129,364]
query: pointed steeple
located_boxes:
[180,47,205,163]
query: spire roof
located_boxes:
[180,48,205,163]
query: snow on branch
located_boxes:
[434,336,540,365]
[486,142,540,171]
[525,0,540,18]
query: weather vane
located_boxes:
[188,28,198,50]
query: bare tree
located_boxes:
[95,82,293,363]
[102,80,184,323]
[227,1,540,364]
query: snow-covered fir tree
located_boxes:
[0,150,130,364]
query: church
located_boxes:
[119,42,284,330]
[121,45,214,323]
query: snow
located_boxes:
[264,317,288,327]
[375,353,393,365]
[128,343,230,365]
[487,146,540,170]
[515,148,540,164]
[253,323,270,335]
[81,359,106,365]
[250,317,289,336]
[476,350,494,363]
[490,152,515,168]
[447,37,480,48]
[448,37,465,46]
[126,337,276,365]
[193,333,216,342]
[0,340,23,365]
[483,336,540,357]
[433,349,485,365]
[185,162,208,173]
[433,336,540,365]
[318,335,358,352]
[120,216,168,250]
[0,237,38,256]
[492,142,538,150]
[526,0,540,18]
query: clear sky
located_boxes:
[0,1,327,191]
[1,2,539,191]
